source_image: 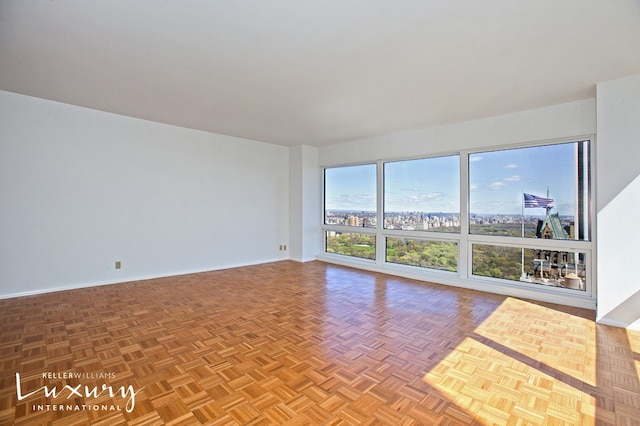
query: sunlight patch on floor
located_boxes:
[423,337,595,424]
[423,298,597,425]
[628,329,640,382]
[474,297,597,387]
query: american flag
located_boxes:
[524,193,554,209]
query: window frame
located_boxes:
[322,162,379,265]
[319,136,595,308]
[323,162,377,229]
[383,154,461,234]
[468,140,591,242]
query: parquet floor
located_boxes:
[0,261,638,425]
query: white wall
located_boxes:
[596,74,640,330]
[320,99,595,165]
[0,90,289,298]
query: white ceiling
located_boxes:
[1,1,640,147]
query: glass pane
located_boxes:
[469,141,590,241]
[324,164,376,228]
[386,237,458,272]
[325,231,376,260]
[472,244,587,291]
[384,155,460,233]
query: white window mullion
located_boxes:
[459,151,469,279]
[376,160,385,266]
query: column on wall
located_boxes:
[289,145,321,262]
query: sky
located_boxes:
[469,142,579,215]
[325,142,585,216]
[385,155,459,213]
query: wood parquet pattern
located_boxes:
[0,261,638,425]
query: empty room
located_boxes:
[1,1,639,425]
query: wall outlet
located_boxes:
[283,245,287,250]
[115,261,122,269]
[279,245,283,250]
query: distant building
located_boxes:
[347,215,360,227]
[415,215,429,230]
[530,209,583,288]
[535,212,574,239]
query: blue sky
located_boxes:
[385,155,459,213]
[469,143,577,215]
[325,164,377,211]
[325,142,582,215]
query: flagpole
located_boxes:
[521,191,525,279]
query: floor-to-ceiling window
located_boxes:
[321,138,594,305]
[324,163,376,260]
[383,155,460,272]
[468,141,591,291]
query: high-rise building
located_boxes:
[347,215,360,227]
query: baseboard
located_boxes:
[288,256,317,263]
[0,258,286,300]
[596,317,640,330]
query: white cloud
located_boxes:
[469,156,483,162]
[490,181,505,189]
[328,194,376,210]
[504,175,520,181]
[504,164,518,169]
[407,192,444,202]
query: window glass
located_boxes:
[469,141,590,241]
[384,156,460,233]
[386,237,457,272]
[472,244,587,291]
[324,164,376,228]
[325,231,376,260]
[320,139,592,300]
